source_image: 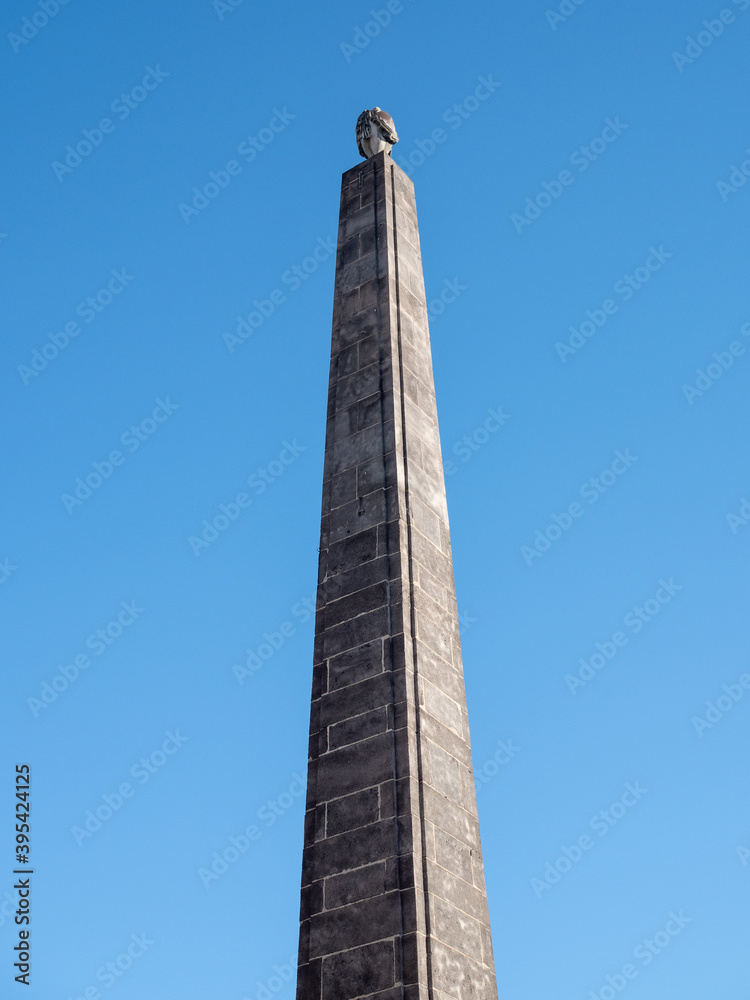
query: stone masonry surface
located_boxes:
[296,151,498,1000]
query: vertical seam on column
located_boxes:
[373,155,406,1000]
[391,161,435,999]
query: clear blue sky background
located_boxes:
[2,0,749,997]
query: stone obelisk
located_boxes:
[296,111,498,1000]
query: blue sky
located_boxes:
[2,0,749,997]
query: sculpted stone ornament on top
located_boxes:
[356,107,399,158]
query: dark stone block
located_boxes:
[321,554,390,605]
[360,181,375,207]
[310,891,401,958]
[358,334,381,370]
[359,278,380,312]
[341,252,386,289]
[338,311,383,348]
[339,287,360,323]
[321,939,395,995]
[332,423,386,476]
[310,662,326,702]
[357,451,397,495]
[316,732,394,800]
[333,404,358,441]
[344,192,361,217]
[314,803,326,842]
[330,467,357,510]
[343,203,377,240]
[327,491,387,546]
[295,958,321,1000]
[325,581,388,629]
[303,807,316,848]
[319,672,394,729]
[379,782,396,821]
[358,392,383,432]
[309,730,325,758]
[322,605,390,658]
[304,819,396,878]
[359,221,389,259]
[325,527,379,577]
[395,846,417,891]
[328,639,384,691]
[334,363,382,411]
[300,880,324,921]
[329,706,388,752]
[326,787,380,837]
[337,234,361,269]
[324,861,386,909]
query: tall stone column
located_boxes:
[296,150,498,1000]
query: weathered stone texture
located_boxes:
[296,151,497,1000]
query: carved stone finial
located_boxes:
[356,107,399,159]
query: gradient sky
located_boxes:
[2,1,749,998]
